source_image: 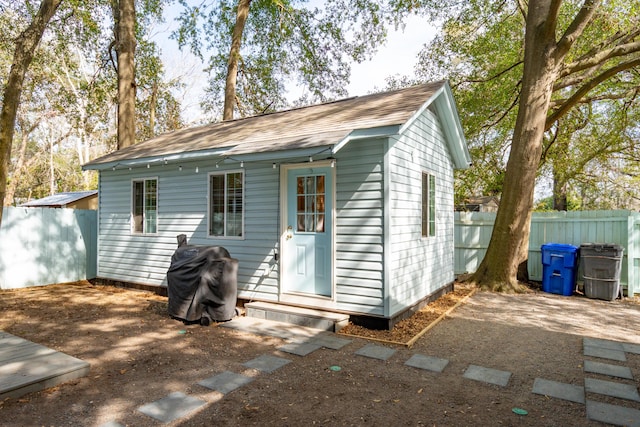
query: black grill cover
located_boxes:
[167,245,238,323]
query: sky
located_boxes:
[149,6,437,123]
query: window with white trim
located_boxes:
[209,171,244,237]
[132,178,157,234]
[422,172,436,237]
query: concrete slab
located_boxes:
[198,371,254,394]
[584,337,625,351]
[354,344,397,361]
[404,354,449,373]
[623,342,640,355]
[98,422,125,427]
[586,400,640,427]
[278,342,323,356]
[584,360,634,380]
[308,334,352,350]
[585,377,640,402]
[463,365,511,387]
[584,345,627,362]
[243,355,291,373]
[137,391,206,423]
[532,378,585,404]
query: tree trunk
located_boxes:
[113,0,137,149]
[0,0,62,226]
[149,81,158,136]
[553,167,568,210]
[471,1,563,292]
[223,0,251,121]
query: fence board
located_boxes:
[0,207,97,289]
[455,210,640,296]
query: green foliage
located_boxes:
[173,0,390,118]
[398,0,640,210]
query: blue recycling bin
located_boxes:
[541,243,579,296]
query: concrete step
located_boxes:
[244,301,349,332]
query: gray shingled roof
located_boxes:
[21,191,98,207]
[85,81,451,168]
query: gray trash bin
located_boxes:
[580,243,623,301]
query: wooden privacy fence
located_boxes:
[0,207,97,289]
[455,210,640,296]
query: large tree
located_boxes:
[0,0,62,227]
[173,0,389,119]
[398,0,640,291]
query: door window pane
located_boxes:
[296,174,325,232]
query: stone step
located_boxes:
[244,301,350,332]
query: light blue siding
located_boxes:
[97,160,280,300]
[387,107,456,317]
[335,139,386,315]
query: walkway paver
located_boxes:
[354,344,397,361]
[585,377,640,402]
[198,371,254,394]
[463,365,511,387]
[584,337,625,352]
[137,391,206,423]
[584,345,627,362]
[623,342,640,355]
[307,334,352,350]
[278,342,322,356]
[532,378,585,404]
[242,354,291,373]
[584,360,634,380]
[586,400,640,427]
[404,354,449,373]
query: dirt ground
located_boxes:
[1,281,639,427]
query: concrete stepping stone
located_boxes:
[532,378,585,404]
[584,337,625,351]
[584,360,634,380]
[404,354,449,373]
[243,355,291,373]
[354,344,397,361]
[278,342,322,356]
[585,378,640,402]
[307,334,352,350]
[586,400,640,427]
[623,342,640,355]
[463,365,511,387]
[198,371,254,394]
[98,422,124,427]
[584,345,627,362]
[137,391,206,423]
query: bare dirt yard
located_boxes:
[1,281,639,426]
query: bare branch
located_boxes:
[546,57,640,129]
[549,87,639,108]
[466,61,524,84]
[558,39,640,79]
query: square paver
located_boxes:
[137,392,206,423]
[354,344,397,361]
[584,360,634,380]
[463,365,511,387]
[623,342,640,355]
[278,342,322,356]
[584,345,627,362]
[243,354,291,373]
[584,337,625,352]
[586,400,640,427]
[585,378,640,402]
[532,378,585,404]
[99,422,125,427]
[308,334,352,350]
[198,371,254,394]
[404,354,449,373]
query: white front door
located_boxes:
[281,163,334,300]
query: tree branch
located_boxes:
[546,57,640,129]
[558,39,640,80]
[554,0,600,60]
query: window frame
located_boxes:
[208,170,245,239]
[131,177,158,235]
[421,172,436,238]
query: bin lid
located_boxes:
[541,243,579,252]
[580,243,623,249]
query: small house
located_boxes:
[21,191,98,210]
[84,81,471,328]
